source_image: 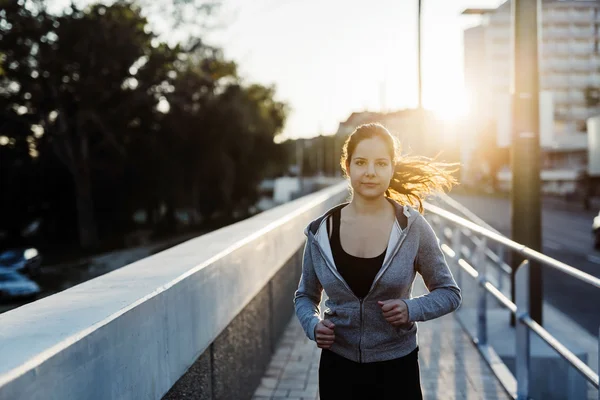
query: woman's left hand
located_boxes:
[377,299,409,326]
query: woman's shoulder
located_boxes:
[385,199,421,228]
[408,209,438,241]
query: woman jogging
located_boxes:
[294,123,462,399]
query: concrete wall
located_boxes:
[163,250,303,400]
[0,183,348,400]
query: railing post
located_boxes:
[497,244,505,292]
[476,236,488,346]
[452,226,462,287]
[516,260,531,400]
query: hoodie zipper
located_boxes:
[313,240,366,361]
[358,298,364,363]
[311,208,414,363]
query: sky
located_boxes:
[204,0,506,139]
[49,0,507,139]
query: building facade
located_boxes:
[463,0,600,193]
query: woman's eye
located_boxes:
[377,162,388,167]
[355,160,365,166]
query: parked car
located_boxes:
[0,247,42,277]
[0,270,40,301]
[592,212,600,249]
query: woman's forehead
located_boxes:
[353,137,391,159]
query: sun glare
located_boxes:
[428,90,471,123]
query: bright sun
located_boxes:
[428,90,471,123]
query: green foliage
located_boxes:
[0,1,289,251]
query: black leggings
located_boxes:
[318,347,423,400]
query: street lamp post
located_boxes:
[511,0,543,325]
[416,0,426,154]
[417,0,422,111]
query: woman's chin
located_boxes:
[355,188,386,199]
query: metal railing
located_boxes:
[423,201,600,400]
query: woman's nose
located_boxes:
[366,163,376,176]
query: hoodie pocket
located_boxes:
[362,303,415,350]
[323,308,351,326]
[323,308,355,348]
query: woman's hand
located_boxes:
[314,319,335,349]
[378,299,409,326]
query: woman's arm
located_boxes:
[402,215,462,322]
[294,235,323,341]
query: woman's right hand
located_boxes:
[314,319,335,349]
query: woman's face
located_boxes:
[347,136,394,200]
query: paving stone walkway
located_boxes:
[253,313,511,400]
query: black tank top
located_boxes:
[328,208,386,299]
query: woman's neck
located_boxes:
[347,195,390,216]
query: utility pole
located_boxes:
[416,0,425,154]
[333,134,340,177]
[319,135,324,176]
[511,0,543,324]
[296,139,304,195]
[417,0,423,110]
[380,81,387,113]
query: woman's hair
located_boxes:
[340,123,459,213]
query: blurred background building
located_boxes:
[462,0,600,195]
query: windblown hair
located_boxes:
[340,123,459,213]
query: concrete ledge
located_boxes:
[163,250,303,400]
[0,183,348,400]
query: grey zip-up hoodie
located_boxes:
[294,199,461,363]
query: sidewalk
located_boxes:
[253,313,510,400]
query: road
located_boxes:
[448,193,600,336]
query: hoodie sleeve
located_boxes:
[293,229,323,341]
[403,214,462,322]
